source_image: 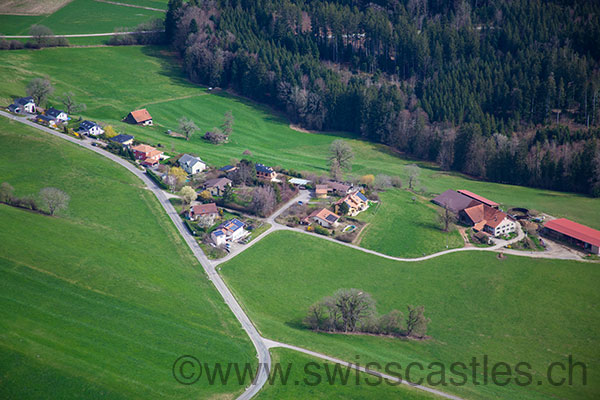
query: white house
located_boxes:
[460,204,516,237]
[211,218,246,245]
[78,120,104,136]
[46,107,68,122]
[8,96,36,114]
[305,208,340,228]
[178,154,206,175]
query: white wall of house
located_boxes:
[230,228,247,241]
[211,231,226,246]
[24,102,36,113]
[313,216,336,228]
[492,218,516,237]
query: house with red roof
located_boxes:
[188,202,219,225]
[457,189,499,208]
[460,203,516,237]
[542,218,600,254]
[132,144,163,166]
[303,208,340,228]
[125,109,153,126]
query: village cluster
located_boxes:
[7,95,599,257]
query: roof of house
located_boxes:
[204,177,232,189]
[457,189,499,207]
[190,202,218,216]
[256,163,274,174]
[79,120,100,130]
[336,191,368,208]
[7,104,19,112]
[110,134,134,143]
[544,218,600,247]
[315,184,328,194]
[46,107,65,118]
[355,191,368,202]
[462,204,510,229]
[179,154,204,168]
[129,108,152,123]
[219,218,245,233]
[15,96,34,105]
[36,114,56,122]
[132,144,157,153]
[309,208,340,223]
[212,230,225,237]
[432,189,481,213]
[326,181,351,193]
[219,165,237,172]
[289,177,311,185]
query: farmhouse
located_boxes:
[125,109,153,126]
[315,185,329,198]
[178,154,206,175]
[132,144,163,166]
[305,208,340,228]
[432,189,481,213]
[211,218,246,246]
[110,134,134,146]
[46,107,68,122]
[203,177,232,196]
[34,114,57,128]
[335,191,369,216]
[78,120,104,136]
[8,96,36,114]
[256,163,276,181]
[326,181,352,195]
[457,189,499,209]
[188,202,219,224]
[542,218,600,254]
[460,204,516,237]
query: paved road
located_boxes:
[263,338,464,400]
[0,111,270,400]
[0,30,163,39]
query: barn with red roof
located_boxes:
[542,218,600,254]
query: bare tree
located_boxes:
[250,185,276,217]
[222,110,234,136]
[405,164,420,189]
[0,182,15,203]
[59,92,86,115]
[204,128,227,144]
[334,288,375,332]
[406,305,430,338]
[29,24,53,47]
[178,117,198,141]
[328,140,354,174]
[438,205,456,232]
[26,78,54,106]
[40,187,69,216]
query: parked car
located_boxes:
[91,142,98,147]
[298,201,304,205]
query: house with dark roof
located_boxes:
[8,96,36,114]
[219,165,237,173]
[188,202,219,224]
[335,191,369,216]
[124,109,153,126]
[110,134,134,146]
[432,189,481,213]
[34,114,57,128]
[304,208,340,228]
[46,107,68,122]
[255,163,277,181]
[542,218,600,254]
[202,177,232,196]
[211,218,246,245]
[178,154,206,175]
[78,120,104,136]
[460,204,516,237]
[326,181,352,195]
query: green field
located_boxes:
[221,230,600,400]
[0,0,164,36]
[257,348,436,399]
[0,117,255,398]
[356,189,464,257]
[1,46,598,232]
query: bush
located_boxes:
[146,169,168,190]
[313,224,330,236]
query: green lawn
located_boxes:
[257,348,436,399]
[0,0,164,36]
[0,45,598,234]
[356,189,464,257]
[0,117,255,398]
[221,230,600,400]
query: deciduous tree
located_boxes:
[40,187,69,216]
[178,117,198,141]
[26,78,54,106]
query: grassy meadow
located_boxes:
[0,0,164,36]
[0,117,255,398]
[355,189,464,257]
[221,230,600,400]
[0,45,598,233]
[257,348,436,399]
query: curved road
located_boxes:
[0,111,270,400]
[0,30,163,39]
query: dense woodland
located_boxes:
[165,0,600,196]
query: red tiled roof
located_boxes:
[191,203,218,216]
[544,218,600,247]
[457,190,499,207]
[309,208,340,223]
[132,144,156,153]
[463,204,509,229]
[129,108,152,123]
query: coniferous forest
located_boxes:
[165,0,600,196]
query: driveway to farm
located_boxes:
[0,111,270,400]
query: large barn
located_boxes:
[542,218,600,254]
